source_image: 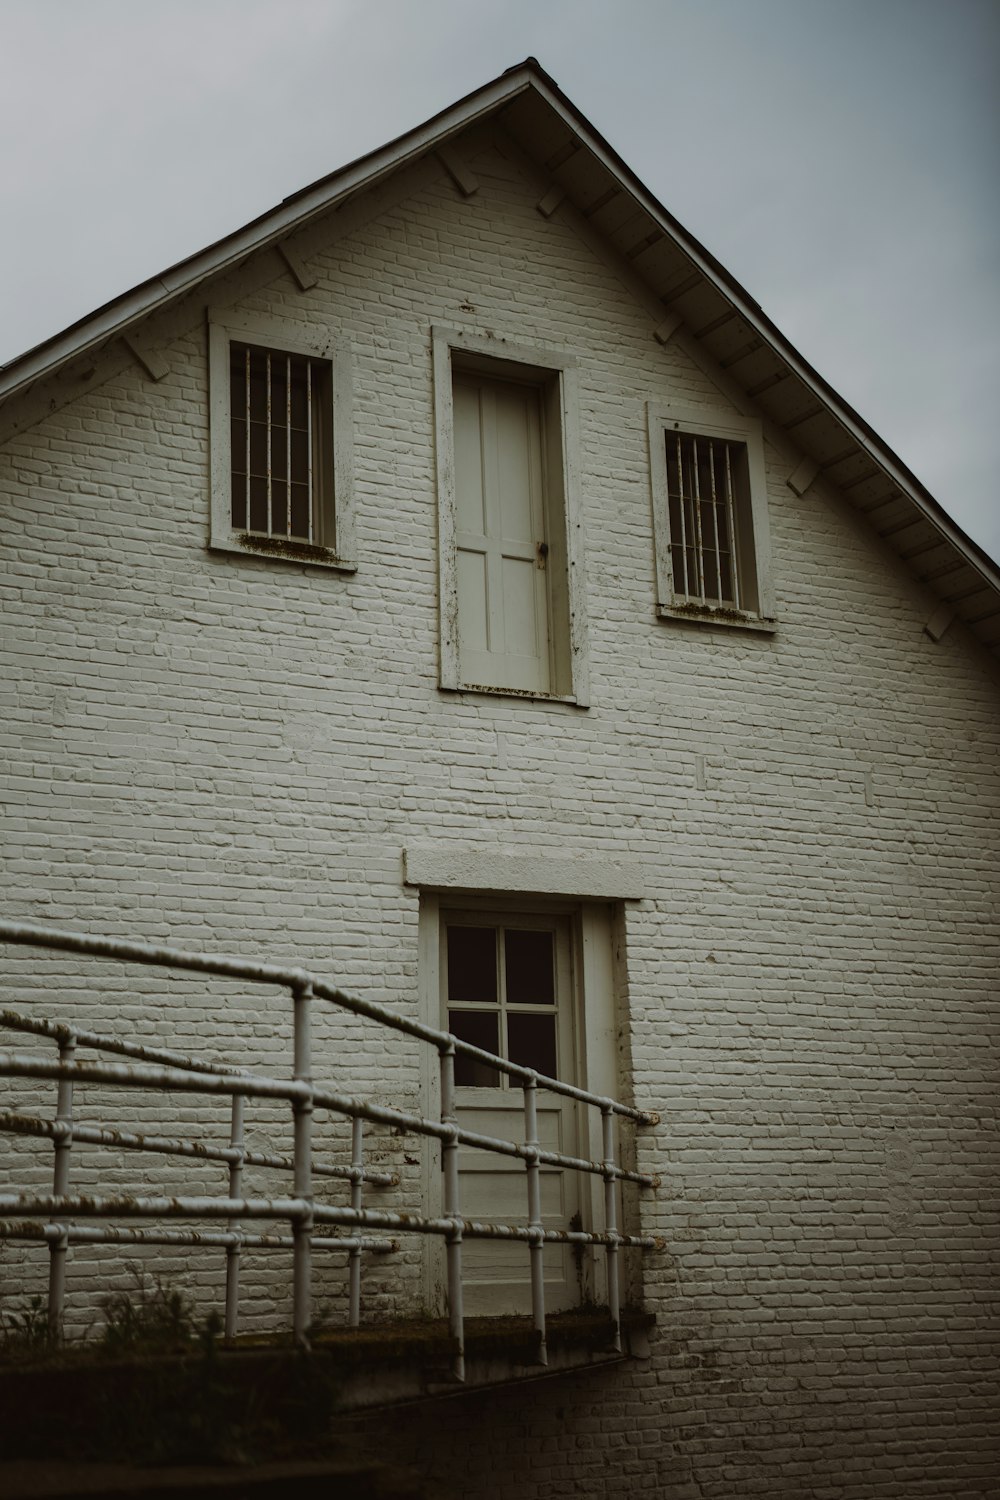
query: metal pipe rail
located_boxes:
[0,920,658,1123]
[0,1053,654,1187]
[0,1194,656,1249]
[0,919,662,1377]
[0,1219,398,1254]
[0,1110,396,1188]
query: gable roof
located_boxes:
[3,58,998,656]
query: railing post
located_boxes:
[523,1076,547,1366]
[439,1042,464,1382]
[47,1030,76,1334]
[224,1091,245,1339]
[602,1106,622,1353]
[348,1116,364,1327]
[291,981,314,1348]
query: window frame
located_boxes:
[432,327,590,704]
[208,311,356,571]
[648,400,776,631]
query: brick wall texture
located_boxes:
[1,125,998,1497]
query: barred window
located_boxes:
[209,313,355,572]
[229,343,332,544]
[665,432,751,609]
[649,404,774,628]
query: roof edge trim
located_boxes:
[0,64,540,406]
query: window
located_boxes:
[445,920,567,1087]
[433,329,589,703]
[209,312,355,570]
[648,402,775,628]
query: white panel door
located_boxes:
[442,914,581,1315]
[453,372,551,694]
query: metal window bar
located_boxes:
[285,354,292,538]
[232,346,320,542]
[672,432,691,597]
[243,346,251,530]
[707,440,723,601]
[723,440,742,610]
[265,351,273,535]
[0,919,661,1378]
[690,436,706,599]
[667,433,743,607]
[306,359,314,543]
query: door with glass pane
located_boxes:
[442,912,581,1315]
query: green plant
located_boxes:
[0,1293,60,1359]
[100,1268,197,1353]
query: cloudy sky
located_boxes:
[2,0,997,561]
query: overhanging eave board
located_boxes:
[0,55,996,641]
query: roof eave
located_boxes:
[0,63,541,406]
[519,74,1000,596]
[2,57,995,604]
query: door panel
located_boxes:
[442,914,580,1316]
[453,371,551,693]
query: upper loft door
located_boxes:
[442,912,581,1315]
[452,371,552,694]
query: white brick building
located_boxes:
[2,59,998,1498]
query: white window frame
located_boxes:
[432,326,590,704]
[208,311,356,571]
[648,400,776,630]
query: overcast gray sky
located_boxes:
[2,0,997,561]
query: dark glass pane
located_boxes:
[230,418,247,475]
[289,359,310,430]
[290,483,311,541]
[695,442,713,503]
[504,929,554,1005]
[270,357,287,416]
[230,346,248,416]
[701,525,720,601]
[248,475,269,533]
[248,349,268,422]
[230,419,247,529]
[715,500,731,551]
[270,429,288,482]
[290,426,310,487]
[507,1013,557,1079]
[249,419,267,481]
[447,926,497,1005]
[449,1009,500,1087]
[269,479,289,535]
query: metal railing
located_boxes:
[0,920,660,1379]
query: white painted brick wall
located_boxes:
[1,127,997,1496]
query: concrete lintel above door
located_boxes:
[403,843,645,900]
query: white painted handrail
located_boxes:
[0,919,661,1376]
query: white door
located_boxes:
[453,371,551,694]
[441,912,582,1315]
